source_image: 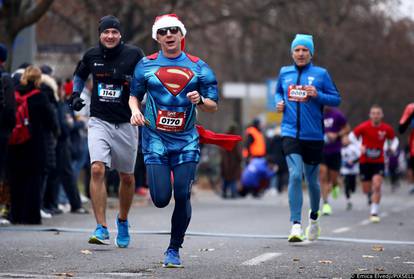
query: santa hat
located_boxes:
[152,14,187,50]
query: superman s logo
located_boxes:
[155,67,194,96]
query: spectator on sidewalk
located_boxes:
[239,156,277,198]
[0,44,16,225]
[220,124,242,199]
[7,66,59,224]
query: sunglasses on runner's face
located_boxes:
[157,26,180,36]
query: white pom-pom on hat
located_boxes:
[152,14,187,41]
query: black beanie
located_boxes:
[98,15,121,34]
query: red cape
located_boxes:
[399,103,414,125]
[196,125,242,151]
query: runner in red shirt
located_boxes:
[350,105,399,223]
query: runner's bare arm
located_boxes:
[129,96,145,126]
[186,90,217,112]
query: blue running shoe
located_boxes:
[115,216,130,248]
[88,224,110,245]
[163,248,183,268]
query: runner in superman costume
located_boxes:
[129,14,240,268]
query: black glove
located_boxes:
[68,91,85,111]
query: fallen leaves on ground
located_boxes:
[54,272,74,277]
[199,248,215,252]
[318,260,333,264]
[372,245,384,252]
[42,254,54,258]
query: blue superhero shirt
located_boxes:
[131,51,218,166]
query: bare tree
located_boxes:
[36,0,414,131]
[47,0,193,50]
[0,0,54,70]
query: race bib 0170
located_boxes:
[156,110,185,132]
[98,83,122,102]
[288,85,308,102]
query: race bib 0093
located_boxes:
[365,148,381,159]
[288,85,308,102]
[156,110,185,132]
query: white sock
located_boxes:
[370,203,379,215]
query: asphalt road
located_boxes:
[1,182,413,278]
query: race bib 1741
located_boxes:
[288,85,308,102]
[98,83,122,102]
[156,110,185,132]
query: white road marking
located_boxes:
[391,207,405,213]
[358,211,388,226]
[96,272,147,277]
[332,227,351,234]
[1,228,414,245]
[354,200,414,227]
[289,240,313,246]
[0,273,147,278]
[241,252,282,266]
[0,274,56,278]
[359,219,371,226]
[321,236,414,245]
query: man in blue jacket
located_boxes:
[275,34,341,242]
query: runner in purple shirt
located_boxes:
[320,107,350,215]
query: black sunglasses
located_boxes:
[157,26,181,36]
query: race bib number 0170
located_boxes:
[156,110,185,132]
[288,85,308,102]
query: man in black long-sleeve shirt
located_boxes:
[70,15,144,247]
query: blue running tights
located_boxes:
[147,162,196,250]
[286,154,320,223]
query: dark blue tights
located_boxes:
[147,162,197,250]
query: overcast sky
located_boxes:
[395,0,414,19]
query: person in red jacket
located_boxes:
[63,78,73,97]
[350,105,399,223]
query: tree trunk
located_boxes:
[0,0,54,71]
[0,23,14,72]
